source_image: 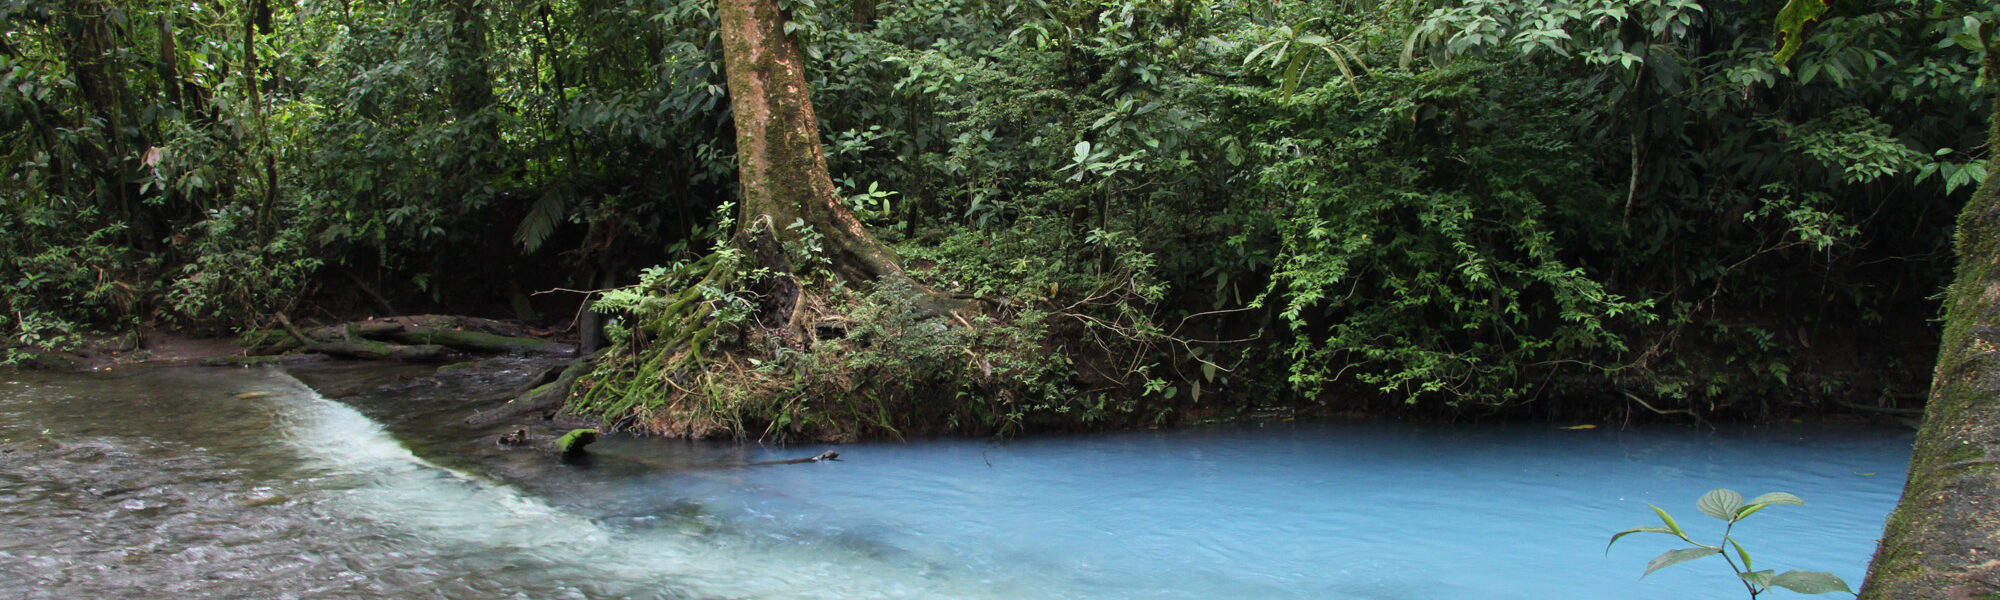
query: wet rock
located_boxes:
[497,429,530,447]
[554,429,597,461]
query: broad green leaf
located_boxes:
[1740,569,1776,590]
[1769,571,1853,594]
[1745,492,1805,507]
[1280,52,1310,99]
[1643,547,1719,578]
[1323,46,1360,92]
[1773,0,1829,64]
[1955,32,1985,51]
[1606,526,1675,553]
[1399,29,1423,70]
[1245,40,1280,66]
[1697,488,1744,521]
[1072,141,1091,163]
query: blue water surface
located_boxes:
[0,367,1913,600]
[568,421,1912,599]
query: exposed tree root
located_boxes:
[465,354,599,425]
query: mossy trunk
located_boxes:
[1859,50,2000,599]
[717,0,904,284]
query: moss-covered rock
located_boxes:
[554,428,598,461]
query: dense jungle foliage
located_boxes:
[2,0,1994,437]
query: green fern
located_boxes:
[514,193,568,253]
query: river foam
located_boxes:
[261,369,1044,599]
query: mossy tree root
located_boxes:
[466,354,599,425]
[569,252,746,430]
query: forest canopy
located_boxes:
[2,0,1994,435]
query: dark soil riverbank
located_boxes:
[6,327,260,371]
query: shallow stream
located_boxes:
[0,363,1912,599]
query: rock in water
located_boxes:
[554,428,598,461]
[497,429,530,447]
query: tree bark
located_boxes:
[442,0,497,123]
[244,0,282,241]
[1859,49,2000,599]
[59,4,137,241]
[440,0,500,188]
[156,14,184,111]
[717,0,904,284]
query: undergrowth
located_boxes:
[565,212,1199,442]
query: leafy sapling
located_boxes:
[1608,489,1854,598]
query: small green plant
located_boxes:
[1608,489,1854,598]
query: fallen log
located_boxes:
[273,314,448,362]
[307,339,448,361]
[310,321,405,339]
[245,314,575,359]
[239,329,301,354]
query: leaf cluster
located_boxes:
[1609,489,1853,597]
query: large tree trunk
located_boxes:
[1859,50,2000,599]
[717,0,904,284]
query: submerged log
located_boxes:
[745,450,840,465]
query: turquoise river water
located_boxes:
[0,363,1912,599]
